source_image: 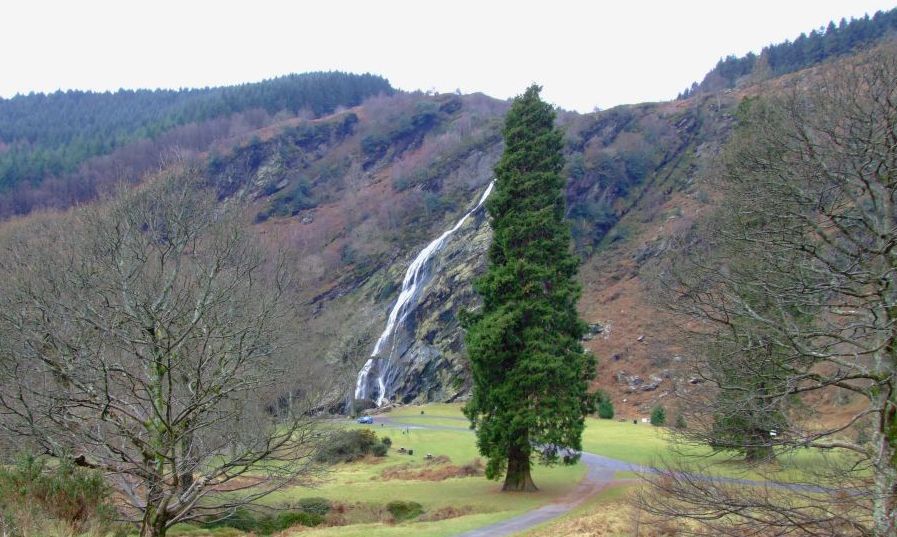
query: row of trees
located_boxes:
[679,7,897,97]
[649,44,897,536]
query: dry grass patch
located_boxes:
[418,505,475,522]
[378,457,484,481]
[527,498,688,537]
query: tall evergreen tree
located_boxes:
[463,85,596,492]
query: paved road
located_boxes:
[376,415,631,537]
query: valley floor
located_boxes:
[169,404,831,537]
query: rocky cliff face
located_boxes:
[379,204,492,403]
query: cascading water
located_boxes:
[354,180,494,406]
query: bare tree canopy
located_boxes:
[645,44,897,536]
[0,167,329,537]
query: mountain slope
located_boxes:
[2,21,894,417]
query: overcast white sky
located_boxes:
[1,1,895,111]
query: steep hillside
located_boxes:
[249,39,897,415]
[3,27,893,418]
[200,92,509,407]
[177,84,733,410]
[576,41,897,420]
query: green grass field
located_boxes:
[265,425,585,508]
[169,403,839,537]
[387,405,839,482]
[245,415,586,536]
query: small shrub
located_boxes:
[296,497,332,516]
[380,458,483,481]
[598,398,615,419]
[371,443,389,457]
[361,134,390,166]
[274,511,324,529]
[315,429,381,464]
[205,507,323,535]
[204,509,257,532]
[381,436,392,447]
[392,174,416,191]
[674,413,688,430]
[650,405,667,427]
[386,500,424,522]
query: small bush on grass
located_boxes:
[203,508,323,535]
[371,442,389,457]
[273,511,324,530]
[315,429,381,464]
[674,413,688,430]
[381,436,392,447]
[296,497,332,516]
[380,457,484,481]
[650,405,667,427]
[598,398,615,419]
[386,501,424,522]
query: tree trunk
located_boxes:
[744,430,775,463]
[140,472,169,537]
[872,395,897,536]
[139,507,168,537]
[503,444,537,492]
[744,445,774,464]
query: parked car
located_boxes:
[356,416,373,424]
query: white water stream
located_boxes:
[355,180,494,406]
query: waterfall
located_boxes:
[354,180,494,406]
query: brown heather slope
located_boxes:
[574,41,897,421]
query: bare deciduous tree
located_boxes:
[643,44,897,536]
[0,167,329,537]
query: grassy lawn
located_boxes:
[291,511,528,537]
[385,404,675,466]
[385,404,471,429]
[251,416,586,536]
[264,427,585,508]
[385,404,837,482]
[388,403,468,419]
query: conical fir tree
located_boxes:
[463,85,597,492]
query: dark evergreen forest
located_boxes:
[0,72,392,194]
[678,7,897,98]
